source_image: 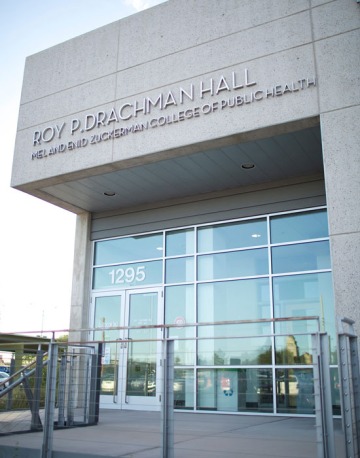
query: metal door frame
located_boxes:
[91,287,163,410]
[122,287,163,410]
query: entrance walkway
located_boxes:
[0,409,345,458]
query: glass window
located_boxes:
[166,257,194,284]
[91,208,336,414]
[198,219,267,253]
[273,272,336,364]
[198,279,271,322]
[94,233,163,265]
[198,279,271,366]
[275,335,313,365]
[165,285,195,365]
[330,367,341,416]
[93,295,121,340]
[166,229,194,256]
[198,248,268,281]
[93,260,163,290]
[272,241,331,274]
[197,368,273,413]
[276,368,314,414]
[270,209,328,244]
[197,331,272,366]
[126,292,158,398]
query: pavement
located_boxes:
[0,409,345,458]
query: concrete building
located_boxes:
[11,0,360,415]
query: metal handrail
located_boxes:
[0,354,48,397]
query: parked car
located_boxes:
[101,375,115,393]
[0,371,9,391]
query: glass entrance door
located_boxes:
[92,288,163,410]
[123,289,163,409]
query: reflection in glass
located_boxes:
[197,368,273,413]
[198,219,267,252]
[166,257,194,284]
[198,278,271,365]
[273,272,337,363]
[197,329,272,366]
[330,367,341,416]
[126,293,158,397]
[275,335,313,365]
[93,295,122,396]
[270,209,328,244]
[101,364,117,396]
[94,296,121,338]
[166,229,194,256]
[198,248,268,281]
[272,241,331,274]
[174,369,194,409]
[276,368,314,414]
[198,278,271,322]
[165,285,195,365]
[94,233,163,265]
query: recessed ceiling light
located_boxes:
[251,233,261,238]
[241,163,255,170]
[104,191,116,197]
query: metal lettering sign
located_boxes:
[29,68,316,161]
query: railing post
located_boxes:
[88,343,102,425]
[67,351,76,426]
[6,358,15,411]
[162,338,174,458]
[57,353,67,427]
[338,317,360,458]
[312,332,335,458]
[41,342,58,458]
[31,349,44,430]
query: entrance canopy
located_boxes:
[0,334,50,354]
[31,123,322,214]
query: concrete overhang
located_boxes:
[0,334,50,353]
[12,119,323,214]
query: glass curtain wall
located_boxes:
[92,207,339,415]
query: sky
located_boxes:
[0,0,166,335]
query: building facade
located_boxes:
[12,0,360,415]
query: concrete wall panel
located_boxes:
[315,29,360,113]
[321,104,360,331]
[116,0,310,70]
[310,0,333,7]
[69,212,92,342]
[330,232,360,332]
[321,105,360,235]
[17,74,117,131]
[20,21,119,104]
[311,0,360,41]
[115,10,313,100]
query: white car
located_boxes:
[0,371,9,391]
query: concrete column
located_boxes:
[313,1,360,336]
[321,105,360,335]
[69,212,92,343]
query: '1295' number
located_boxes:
[108,266,146,284]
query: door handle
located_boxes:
[123,337,132,349]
